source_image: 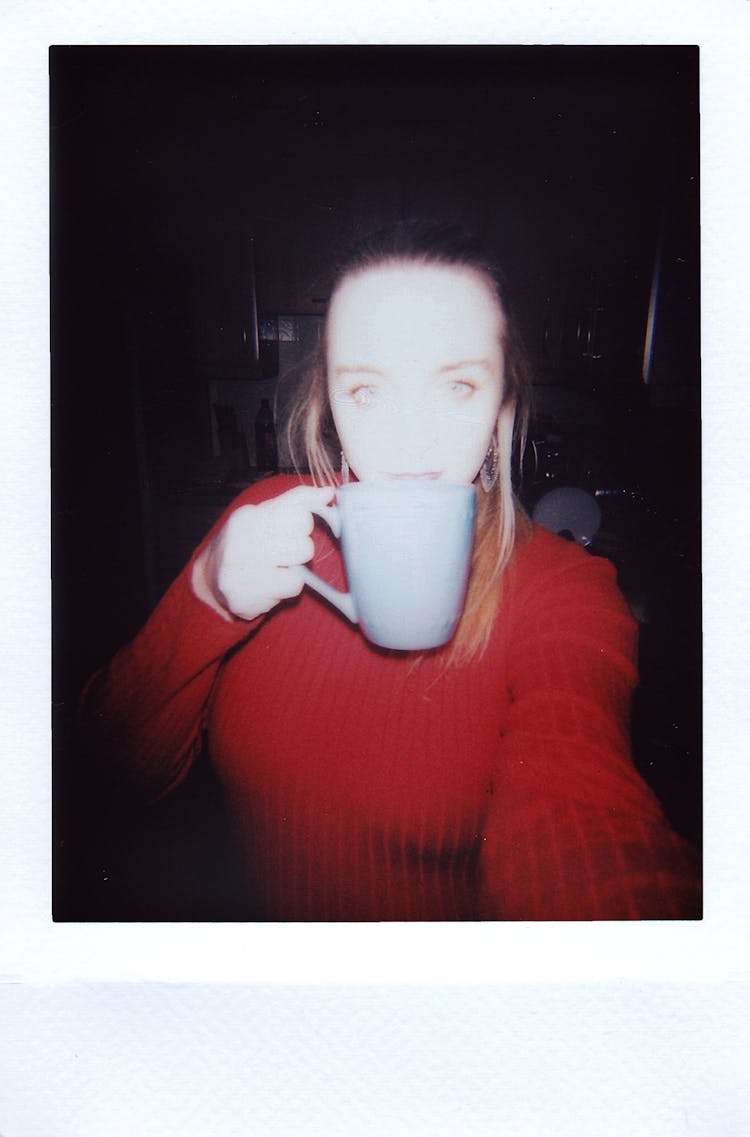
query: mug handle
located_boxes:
[299,501,358,624]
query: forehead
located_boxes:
[327,262,505,364]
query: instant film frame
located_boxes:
[50,44,702,923]
[3,6,749,1134]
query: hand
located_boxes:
[192,484,336,622]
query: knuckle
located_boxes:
[281,566,305,596]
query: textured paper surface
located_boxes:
[2,1,750,1134]
[1,983,749,1135]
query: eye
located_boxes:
[350,384,377,407]
[447,379,476,398]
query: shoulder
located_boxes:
[508,523,632,621]
[512,522,618,587]
[225,472,324,512]
[497,524,638,691]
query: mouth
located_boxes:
[386,471,442,481]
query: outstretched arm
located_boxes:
[479,541,701,921]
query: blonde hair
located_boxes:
[286,220,532,664]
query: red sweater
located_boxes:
[78,474,701,921]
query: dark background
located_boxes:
[51,46,700,918]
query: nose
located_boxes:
[388,410,439,460]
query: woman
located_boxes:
[76,220,701,920]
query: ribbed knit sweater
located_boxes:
[78,474,701,920]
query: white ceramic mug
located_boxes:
[300,481,477,650]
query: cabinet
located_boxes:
[191,244,279,380]
[555,257,653,392]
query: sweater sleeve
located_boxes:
[74,475,300,804]
[479,534,701,921]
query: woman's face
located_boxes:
[326,262,506,484]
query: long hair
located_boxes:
[286,219,533,664]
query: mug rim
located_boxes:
[337,480,475,496]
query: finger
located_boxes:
[277,484,337,511]
[273,565,306,599]
[259,494,336,542]
[258,505,315,542]
[284,483,337,503]
[270,534,316,568]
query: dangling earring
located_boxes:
[480,438,500,493]
[340,451,350,484]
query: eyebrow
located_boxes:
[331,364,385,380]
[332,359,494,380]
[436,358,494,375]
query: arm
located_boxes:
[479,538,701,920]
[75,496,263,805]
[75,475,334,804]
